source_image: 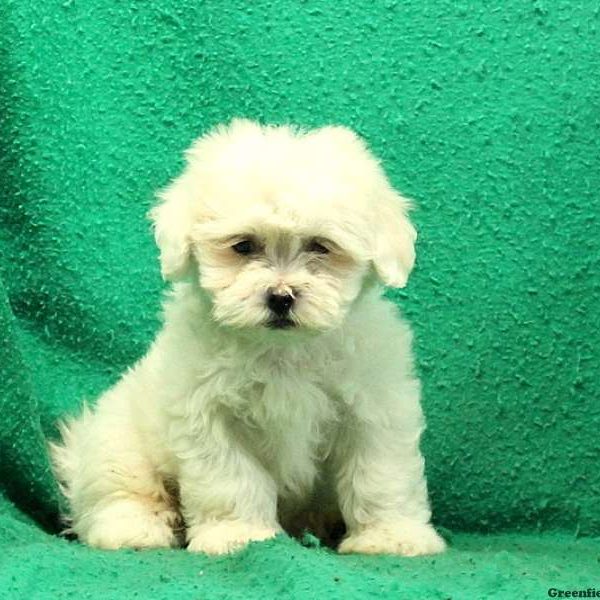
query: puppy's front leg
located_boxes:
[177,419,281,555]
[334,417,446,556]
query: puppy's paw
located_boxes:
[339,520,446,557]
[187,520,280,555]
[82,499,178,550]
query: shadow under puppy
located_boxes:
[51,119,446,556]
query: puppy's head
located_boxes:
[150,120,416,332]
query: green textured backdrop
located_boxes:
[2,0,599,553]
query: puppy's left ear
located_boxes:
[372,188,417,288]
[148,175,195,281]
[309,124,417,287]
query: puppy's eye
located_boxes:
[307,240,330,255]
[232,240,256,255]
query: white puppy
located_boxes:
[51,119,446,556]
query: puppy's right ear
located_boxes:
[148,175,195,281]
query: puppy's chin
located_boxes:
[210,308,344,342]
[219,316,333,338]
[265,317,297,331]
[258,321,332,346]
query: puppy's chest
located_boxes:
[232,365,340,495]
[236,369,338,439]
[232,346,339,417]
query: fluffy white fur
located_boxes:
[50,119,446,556]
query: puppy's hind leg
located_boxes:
[80,496,180,550]
[51,405,180,550]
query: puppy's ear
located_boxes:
[372,189,417,288]
[148,175,195,281]
[308,125,417,287]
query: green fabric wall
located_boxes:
[1,0,599,539]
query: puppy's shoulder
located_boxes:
[344,285,413,342]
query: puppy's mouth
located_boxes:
[266,317,296,330]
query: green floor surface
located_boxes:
[1,503,598,600]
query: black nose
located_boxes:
[267,292,294,316]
